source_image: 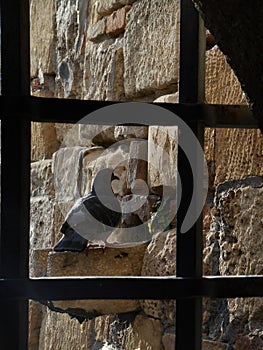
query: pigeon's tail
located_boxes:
[54,222,88,252]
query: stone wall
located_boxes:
[29,1,263,349]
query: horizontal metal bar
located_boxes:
[1,96,258,128]
[0,276,262,301]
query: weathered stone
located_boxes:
[124,0,180,97]
[214,182,263,333]
[213,129,263,186]
[30,248,51,277]
[79,124,115,147]
[83,37,125,100]
[203,340,228,350]
[52,147,88,201]
[47,244,147,277]
[47,244,148,315]
[141,230,176,322]
[114,125,148,140]
[148,126,178,189]
[30,0,55,77]
[31,160,54,198]
[31,122,60,161]
[133,315,163,350]
[88,18,106,42]
[154,92,179,103]
[106,5,131,37]
[162,330,175,350]
[205,46,248,105]
[127,140,148,191]
[28,301,43,350]
[97,0,136,17]
[38,308,95,349]
[235,333,263,350]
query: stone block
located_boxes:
[205,46,248,104]
[106,5,131,37]
[31,122,60,161]
[28,300,43,350]
[30,0,55,77]
[83,37,125,100]
[141,230,176,322]
[154,92,179,103]
[88,18,106,42]
[52,146,88,201]
[124,0,180,97]
[31,160,54,198]
[133,315,163,350]
[114,125,148,140]
[213,129,263,186]
[215,180,263,332]
[47,243,148,315]
[97,0,136,17]
[148,126,178,189]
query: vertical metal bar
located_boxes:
[0,0,30,349]
[176,0,205,349]
[179,0,205,104]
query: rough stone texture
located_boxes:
[213,129,263,186]
[47,244,148,315]
[192,0,263,130]
[88,17,106,42]
[114,125,148,141]
[208,181,263,344]
[148,126,178,189]
[30,0,55,77]
[105,5,131,37]
[203,340,228,350]
[38,308,95,350]
[83,37,125,100]
[52,146,89,201]
[97,0,136,17]
[154,92,179,104]
[31,122,60,161]
[133,315,163,350]
[28,301,44,350]
[124,0,180,98]
[205,46,248,105]
[31,160,55,198]
[141,230,176,323]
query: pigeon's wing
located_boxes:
[53,222,88,252]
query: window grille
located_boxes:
[0,0,262,349]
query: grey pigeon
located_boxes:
[54,168,121,252]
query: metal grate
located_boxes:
[0,0,262,349]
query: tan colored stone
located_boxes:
[214,129,263,185]
[31,160,54,198]
[28,300,43,350]
[106,5,131,37]
[124,0,180,97]
[30,248,51,277]
[133,315,163,350]
[30,0,55,77]
[47,244,147,315]
[83,37,125,101]
[148,126,178,189]
[88,18,106,42]
[154,92,179,103]
[162,330,175,350]
[97,0,136,17]
[52,147,88,201]
[205,46,248,105]
[31,122,60,161]
[141,230,176,322]
[114,125,148,140]
[216,184,263,331]
[38,308,95,350]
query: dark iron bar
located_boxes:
[176,0,206,349]
[1,276,263,300]
[0,1,30,349]
[1,95,258,128]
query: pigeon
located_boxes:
[54,168,122,252]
